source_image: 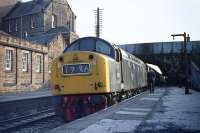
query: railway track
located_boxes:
[0,89,147,133]
[0,108,59,133]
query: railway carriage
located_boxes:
[51,37,147,121]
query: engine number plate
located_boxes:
[62,63,90,75]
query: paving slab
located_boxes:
[49,87,200,133]
[48,87,163,133]
[136,87,200,133]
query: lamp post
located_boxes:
[171,32,190,94]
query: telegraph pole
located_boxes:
[171,32,191,94]
[94,7,103,38]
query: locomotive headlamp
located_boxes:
[89,54,94,60]
[97,82,103,88]
[55,84,61,91]
[59,56,64,62]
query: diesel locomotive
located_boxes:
[51,37,148,121]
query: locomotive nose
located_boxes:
[51,51,109,95]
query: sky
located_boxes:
[22,0,200,44]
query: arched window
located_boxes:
[52,15,57,28]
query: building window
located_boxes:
[61,14,63,25]
[15,22,18,32]
[23,32,28,38]
[36,55,42,73]
[8,22,11,32]
[31,17,34,28]
[48,63,51,73]
[52,15,57,28]
[5,49,13,71]
[22,51,29,72]
[31,16,37,28]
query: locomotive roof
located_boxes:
[63,37,115,58]
[70,36,113,46]
[65,37,145,65]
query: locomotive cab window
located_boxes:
[64,37,115,59]
[96,40,111,56]
[80,38,95,51]
[66,42,79,52]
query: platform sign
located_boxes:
[62,63,90,75]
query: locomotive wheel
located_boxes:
[64,108,74,122]
[105,94,112,106]
[125,91,132,99]
[125,91,129,99]
[111,96,118,104]
[138,89,141,94]
[105,94,118,106]
[117,93,122,102]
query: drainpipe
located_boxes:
[43,53,45,83]
[15,48,18,86]
[30,51,32,84]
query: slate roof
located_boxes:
[5,0,51,19]
[26,33,57,45]
[26,27,69,44]
[0,29,62,46]
[46,26,69,34]
[0,30,10,35]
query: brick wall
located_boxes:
[0,33,48,92]
[47,34,65,79]
[1,46,17,91]
[44,0,76,32]
[32,52,45,88]
[0,32,76,92]
[17,49,31,86]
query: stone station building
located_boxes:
[0,0,78,92]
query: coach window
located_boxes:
[5,49,13,71]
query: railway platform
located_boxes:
[0,88,51,103]
[49,87,200,133]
